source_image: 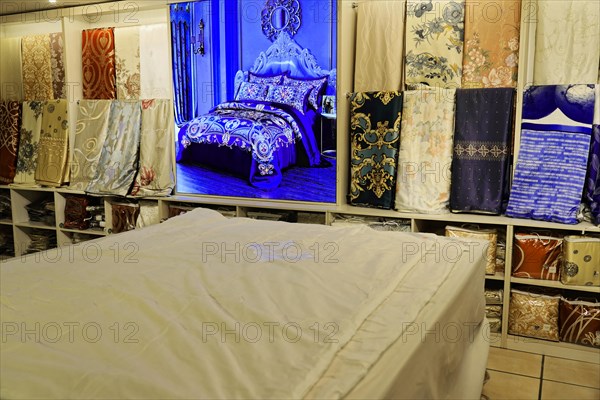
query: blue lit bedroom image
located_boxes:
[172,0,337,203]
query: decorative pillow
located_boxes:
[235,82,269,102]
[282,75,328,110]
[508,289,560,341]
[248,72,286,85]
[266,84,311,113]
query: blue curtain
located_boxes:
[170,3,194,126]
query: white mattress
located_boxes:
[0,208,487,399]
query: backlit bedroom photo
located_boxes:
[0,0,599,399]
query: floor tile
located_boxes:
[541,380,600,400]
[487,346,543,378]
[482,370,540,400]
[544,356,600,389]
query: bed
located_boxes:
[0,208,488,399]
[177,32,336,190]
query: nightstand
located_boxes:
[320,112,336,158]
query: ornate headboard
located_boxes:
[234,32,336,98]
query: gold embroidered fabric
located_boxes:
[462,0,521,88]
[445,225,497,274]
[0,37,23,101]
[21,35,54,101]
[508,290,560,341]
[354,0,406,92]
[35,100,69,186]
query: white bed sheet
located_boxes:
[0,208,487,399]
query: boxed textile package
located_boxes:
[488,317,502,334]
[110,201,140,234]
[559,298,600,348]
[512,233,563,281]
[485,289,503,305]
[508,289,560,341]
[445,226,497,275]
[560,236,600,287]
[25,198,55,226]
[62,195,90,231]
[331,214,410,232]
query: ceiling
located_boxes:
[0,0,117,16]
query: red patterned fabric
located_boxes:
[0,101,22,184]
[82,28,116,99]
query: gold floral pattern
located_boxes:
[21,35,54,101]
[509,290,560,341]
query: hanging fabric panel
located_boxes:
[533,0,600,85]
[450,88,515,214]
[170,3,194,126]
[405,0,465,88]
[86,100,142,196]
[584,85,600,225]
[13,101,44,186]
[506,84,596,224]
[35,99,69,187]
[354,0,406,92]
[21,34,54,101]
[140,24,172,99]
[395,88,457,213]
[82,28,116,100]
[131,99,175,197]
[114,26,141,100]
[462,0,521,88]
[348,91,402,209]
[49,33,66,99]
[0,37,23,101]
[69,100,112,191]
[0,101,22,184]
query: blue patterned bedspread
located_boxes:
[180,102,303,176]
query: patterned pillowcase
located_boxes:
[235,82,269,101]
[266,84,311,113]
[248,72,286,85]
[282,76,328,110]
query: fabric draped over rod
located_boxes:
[114,26,141,100]
[450,88,515,214]
[21,35,54,101]
[82,28,117,100]
[353,0,405,92]
[13,101,44,186]
[170,3,194,126]
[0,37,23,101]
[0,101,22,184]
[349,91,403,210]
[35,99,70,187]
[140,24,171,100]
[462,0,521,88]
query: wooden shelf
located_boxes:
[14,221,56,230]
[485,272,505,281]
[511,277,600,294]
[59,228,107,236]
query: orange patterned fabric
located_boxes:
[82,28,116,99]
[0,101,22,184]
[21,35,54,101]
[462,0,521,88]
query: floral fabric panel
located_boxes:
[35,100,69,187]
[69,100,112,191]
[395,88,456,213]
[282,76,328,110]
[0,37,23,101]
[140,24,171,99]
[533,0,600,85]
[462,0,520,88]
[86,100,142,196]
[235,82,269,101]
[450,88,514,214]
[82,28,116,99]
[181,102,303,177]
[21,35,54,101]
[508,290,560,341]
[559,299,600,348]
[265,84,310,113]
[506,84,596,224]
[131,99,175,197]
[354,0,406,92]
[0,101,22,184]
[49,33,66,99]
[114,26,141,100]
[13,101,44,186]
[348,91,402,209]
[405,0,465,88]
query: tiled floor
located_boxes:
[483,347,600,400]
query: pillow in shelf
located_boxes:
[235,82,269,102]
[559,298,600,348]
[560,236,600,287]
[445,225,497,275]
[508,289,560,341]
[512,233,563,281]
